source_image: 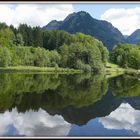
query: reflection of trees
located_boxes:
[56,74,108,108]
[0,74,60,111]
[0,73,108,112]
[109,75,140,113]
[110,75,140,98]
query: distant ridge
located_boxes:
[43,11,126,51]
[126,29,140,44]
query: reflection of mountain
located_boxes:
[99,103,140,135]
[45,90,121,125]
[45,94,140,126]
[124,97,140,110]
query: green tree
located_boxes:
[110,44,140,69]
[15,33,24,46]
[0,27,15,47]
[59,42,104,72]
[33,27,43,47]
[0,47,11,67]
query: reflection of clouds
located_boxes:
[99,103,140,134]
[0,108,71,136]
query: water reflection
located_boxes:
[0,108,71,136]
[100,103,140,135]
[0,73,108,111]
[68,103,140,137]
[110,74,140,98]
[0,73,139,136]
[46,90,120,126]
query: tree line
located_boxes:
[0,22,109,72]
[110,43,140,69]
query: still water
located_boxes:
[0,73,140,137]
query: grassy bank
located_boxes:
[0,64,139,77]
[105,63,137,78]
[0,66,83,74]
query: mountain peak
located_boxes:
[63,12,76,22]
[44,11,125,51]
[64,11,91,22]
[77,11,90,16]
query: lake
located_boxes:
[0,73,140,137]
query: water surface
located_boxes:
[0,73,140,137]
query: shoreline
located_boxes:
[104,63,139,78]
[0,64,139,77]
[0,66,83,74]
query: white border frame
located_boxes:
[0,1,139,139]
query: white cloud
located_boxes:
[99,103,140,135]
[0,108,71,136]
[0,4,74,28]
[101,7,140,35]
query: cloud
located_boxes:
[99,103,140,135]
[101,7,140,35]
[0,108,71,136]
[0,4,74,28]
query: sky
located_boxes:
[1,3,140,35]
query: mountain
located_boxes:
[126,29,140,44]
[124,35,129,39]
[45,20,62,30]
[43,11,126,51]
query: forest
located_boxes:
[1,22,140,73]
[0,22,108,72]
